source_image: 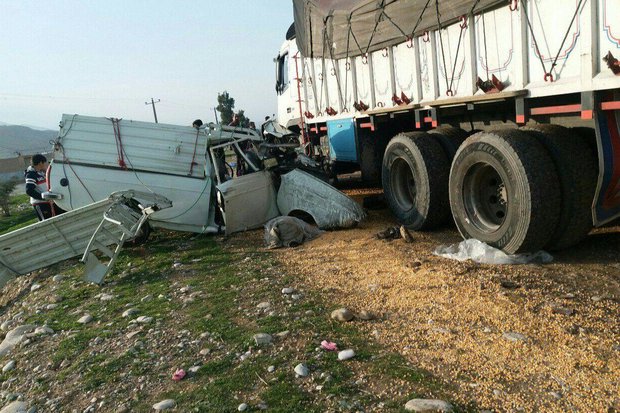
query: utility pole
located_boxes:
[145,98,161,123]
[213,107,219,124]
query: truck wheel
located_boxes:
[449,129,561,253]
[382,132,450,229]
[360,138,382,186]
[570,126,598,160]
[428,126,468,161]
[522,125,597,250]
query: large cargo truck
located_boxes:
[275,0,620,253]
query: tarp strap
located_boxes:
[410,0,433,38]
[522,0,585,82]
[110,118,127,170]
[189,128,200,176]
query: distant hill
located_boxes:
[0,124,57,159]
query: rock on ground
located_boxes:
[404,399,454,412]
[253,333,273,346]
[152,399,176,410]
[0,401,29,413]
[338,349,356,361]
[294,363,309,377]
[0,325,35,357]
[331,308,354,322]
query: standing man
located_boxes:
[25,154,60,220]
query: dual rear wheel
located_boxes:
[382,126,597,253]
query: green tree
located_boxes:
[236,109,251,128]
[216,91,235,125]
[0,179,19,217]
[216,91,251,127]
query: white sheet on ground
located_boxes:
[434,239,553,265]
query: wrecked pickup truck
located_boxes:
[0,114,364,286]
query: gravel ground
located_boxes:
[271,187,620,412]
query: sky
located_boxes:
[0,1,293,130]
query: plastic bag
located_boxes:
[264,216,323,249]
[434,239,553,265]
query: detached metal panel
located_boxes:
[55,115,207,178]
[0,199,121,283]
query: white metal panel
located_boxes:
[313,57,328,116]
[598,0,620,81]
[353,55,373,109]
[526,0,584,85]
[56,115,208,178]
[474,7,519,90]
[49,163,213,233]
[0,199,121,282]
[418,34,438,101]
[393,41,419,103]
[302,57,320,118]
[434,22,473,98]
[325,58,342,112]
[338,57,356,114]
[371,48,393,109]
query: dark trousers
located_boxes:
[33,203,64,221]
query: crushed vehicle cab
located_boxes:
[48,114,364,236]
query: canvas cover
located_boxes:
[293,0,506,59]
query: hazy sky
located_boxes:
[0,1,293,130]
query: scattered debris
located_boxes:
[320,340,338,351]
[400,225,414,243]
[172,369,186,381]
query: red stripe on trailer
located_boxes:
[310,127,318,133]
[516,114,526,124]
[530,104,581,116]
[319,126,327,132]
[360,122,375,131]
[601,101,620,111]
[423,117,432,123]
[581,110,593,119]
[415,122,421,128]
[432,121,438,127]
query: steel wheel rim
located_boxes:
[462,163,507,232]
[390,157,416,211]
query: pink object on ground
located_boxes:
[321,340,338,351]
[172,368,186,381]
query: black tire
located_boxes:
[360,140,382,186]
[449,129,561,253]
[382,132,451,229]
[521,125,597,250]
[570,126,598,160]
[428,126,468,161]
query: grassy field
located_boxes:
[0,192,467,412]
[0,194,37,235]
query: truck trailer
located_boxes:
[274,0,620,253]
